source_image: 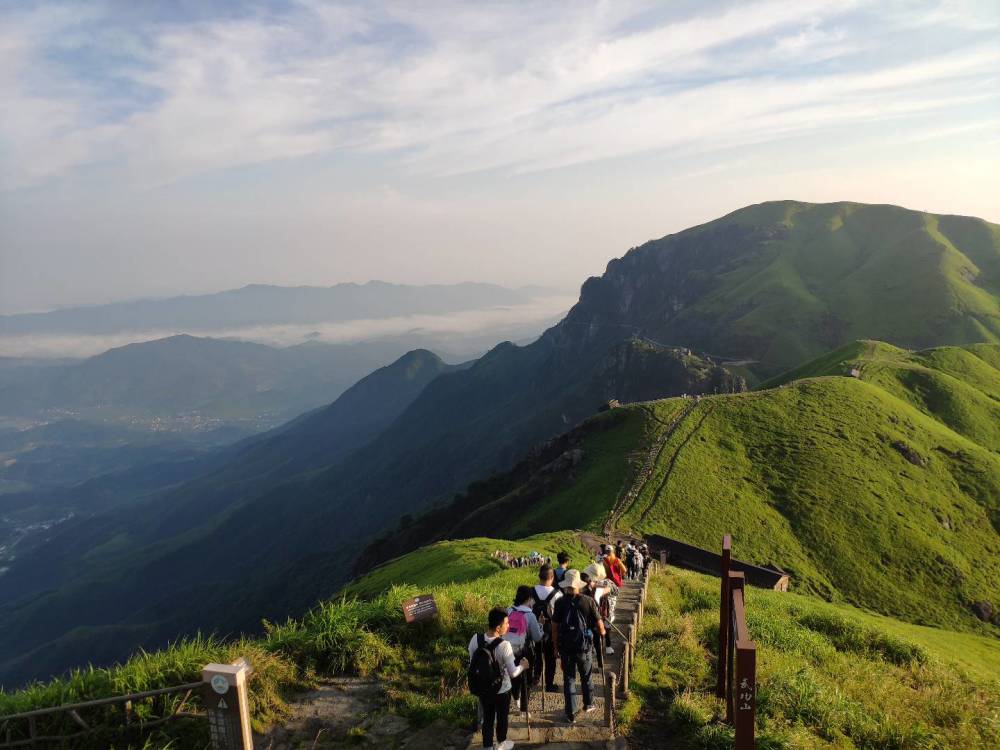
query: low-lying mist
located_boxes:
[0,295,576,360]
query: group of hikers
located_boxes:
[492,550,551,569]
[468,541,651,750]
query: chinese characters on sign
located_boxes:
[738,676,754,711]
[205,689,243,749]
[402,594,438,623]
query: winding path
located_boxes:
[603,399,697,536]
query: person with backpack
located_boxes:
[506,585,543,714]
[583,563,619,656]
[468,607,530,750]
[532,564,562,693]
[551,569,605,723]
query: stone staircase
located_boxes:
[464,572,645,749]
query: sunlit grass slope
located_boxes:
[627,565,1000,749]
[615,377,1000,633]
[764,341,1000,451]
[402,343,1000,634]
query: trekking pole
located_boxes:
[524,679,531,741]
[539,643,546,714]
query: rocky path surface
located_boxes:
[254,677,468,750]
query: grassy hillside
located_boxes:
[628,565,1000,749]
[385,342,1000,634]
[616,378,1000,633]
[0,533,590,748]
[3,532,995,749]
[765,340,1000,451]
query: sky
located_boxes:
[1,0,998,315]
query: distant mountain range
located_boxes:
[1,200,997,687]
[0,281,538,336]
[0,334,430,433]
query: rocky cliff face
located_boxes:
[549,221,776,359]
[548,201,1000,377]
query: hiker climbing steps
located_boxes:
[465,537,654,749]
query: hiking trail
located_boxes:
[463,544,641,749]
[604,399,697,536]
[636,402,714,524]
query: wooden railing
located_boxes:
[0,658,254,750]
[716,534,757,750]
[0,681,203,748]
[603,557,655,734]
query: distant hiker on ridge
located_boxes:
[468,607,529,750]
[554,551,570,584]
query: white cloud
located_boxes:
[2,0,996,189]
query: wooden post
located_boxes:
[621,642,630,698]
[202,660,254,750]
[726,572,745,724]
[604,672,617,731]
[28,716,36,748]
[716,534,732,698]
[735,641,757,750]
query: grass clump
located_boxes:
[0,635,307,748]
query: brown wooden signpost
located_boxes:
[202,659,253,750]
[718,536,756,750]
[402,594,438,623]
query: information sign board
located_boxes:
[402,594,438,623]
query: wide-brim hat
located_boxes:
[583,563,605,581]
[559,568,586,590]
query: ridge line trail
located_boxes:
[637,402,715,524]
[604,400,696,536]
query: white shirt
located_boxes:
[534,583,562,613]
[468,633,526,694]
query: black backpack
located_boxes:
[468,634,504,697]
[558,597,592,655]
[533,588,560,629]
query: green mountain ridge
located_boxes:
[565,201,1000,377]
[377,341,1000,634]
[2,199,999,687]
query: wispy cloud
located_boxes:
[2,0,997,189]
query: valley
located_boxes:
[0,201,998,749]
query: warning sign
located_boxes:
[402,594,438,623]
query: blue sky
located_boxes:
[1,0,998,313]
